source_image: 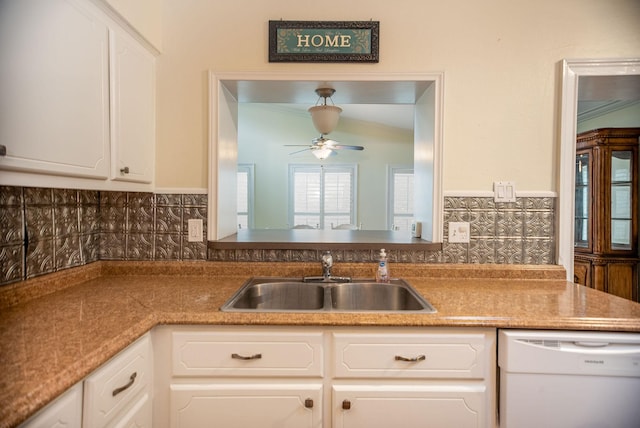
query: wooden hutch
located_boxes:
[574,128,640,302]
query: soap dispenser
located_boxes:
[376,248,390,283]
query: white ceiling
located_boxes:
[337,103,415,130]
[222,80,433,104]
[225,75,640,131]
[577,75,640,122]
[222,79,432,131]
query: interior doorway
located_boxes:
[558,58,640,281]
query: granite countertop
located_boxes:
[1,261,639,427]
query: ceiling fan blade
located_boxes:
[288,148,312,155]
[332,144,364,151]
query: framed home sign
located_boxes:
[269,20,379,63]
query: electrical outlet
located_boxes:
[448,221,470,243]
[187,219,203,242]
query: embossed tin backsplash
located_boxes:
[0,187,207,285]
[0,186,555,286]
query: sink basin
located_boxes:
[330,282,432,311]
[226,281,326,310]
[221,277,436,313]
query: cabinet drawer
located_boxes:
[333,331,490,379]
[172,330,323,377]
[83,334,152,428]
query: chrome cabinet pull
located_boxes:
[120,166,130,174]
[304,398,314,408]
[395,354,426,362]
[231,353,262,360]
[342,399,351,410]
[112,372,137,397]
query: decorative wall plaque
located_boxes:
[269,20,379,63]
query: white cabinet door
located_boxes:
[109,28,155,184]
[332,384,486,428]
[0,0,110,179]
[19,383,82,428]
[84,334,152,428]
[170,384,322,428]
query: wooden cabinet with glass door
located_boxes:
[574,128,639,302]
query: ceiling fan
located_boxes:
[288,135,364,159]
[286,87,365,159]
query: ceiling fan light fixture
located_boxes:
[308,104,342,135]
[312,146,333,160]
[309,87,342,135]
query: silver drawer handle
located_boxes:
[395,354,426,362]
[120,166,130,174]
[112,372,137,396]
[231,353,262,360]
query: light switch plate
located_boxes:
[448,221,470,243]
[494,181,516,202]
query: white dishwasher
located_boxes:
[498,329,640,428]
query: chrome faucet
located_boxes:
[303,250,351,283]
[321,251,333,279]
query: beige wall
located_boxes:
[155,0,640,191]
[105,0,162,50]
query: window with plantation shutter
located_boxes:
[389,167,414,231]
[289,164,357,229]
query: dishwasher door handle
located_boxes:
[573,341,609,348]
[560,341,640,355]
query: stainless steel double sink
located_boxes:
[220,277,436,313]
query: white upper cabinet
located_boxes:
[0,0,110,179]
[0,0,156,190]
[109,27,155,184]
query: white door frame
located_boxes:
[558,58,640,281]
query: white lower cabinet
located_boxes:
[18,382,83,428]
[155,326,496,428]
[164,327,324,428]
[106,391,152,428]
[170,384,322,428]
[83,333,153,428]
[332,384,486,428]
[331,329,495,428]
[20,333,152,427]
